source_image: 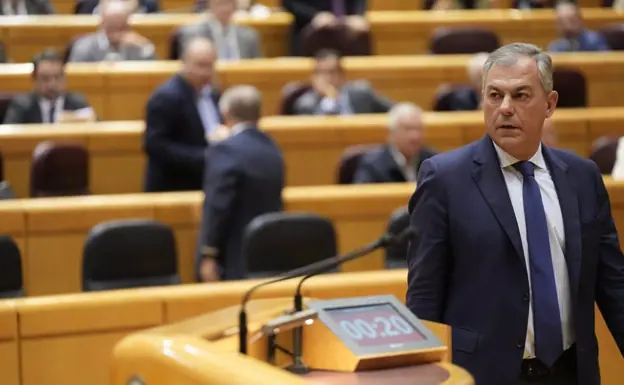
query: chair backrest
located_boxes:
[337,144,378,184]
[430,27,500,54]
[300,24,372,57]
[385,206,410,269]
[0,93,15,123]
[0,149,3,181]
[0,235,24,298]
[169,27,184,60]
[82,219,180,291]
[552,67,586,108]
[279,81,313,115]
[600,23,624,50]
[30,141,90,197]
[242,212,338,278]
[589,136,620,175]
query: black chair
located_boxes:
[279,81,313,115]
[430,27,500,54]
[552,68,586,108]
[242,212,338,278]
[30,141,90,197]
[0,235,24,298]
[589,136,620,175]
[600,23,624,51]
[385,206,410,269]
[336,144,377,184]
[82,219,180,291]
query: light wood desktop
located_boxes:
[1,107,623,198]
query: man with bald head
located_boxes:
[548,1,610,52]
[69,0,156,61]
[143,37,222,192]
[436,52,489,111]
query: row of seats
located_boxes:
[0,207,410,297]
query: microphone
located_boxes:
[237,227,415,356]
[288,227,416,373]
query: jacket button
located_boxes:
[517,341,524,349]
[523,292,530,302]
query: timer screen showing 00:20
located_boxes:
[325,304,426,347]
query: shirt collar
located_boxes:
[492,141,546,171]
[231,122,252,136]
[389,145,410,169]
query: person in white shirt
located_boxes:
[3,49,94,125]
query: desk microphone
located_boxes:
[238,227,415,356]
[288,226,416,373]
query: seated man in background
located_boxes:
[196,85,284,282]
[75,0,159,14]
[179,0,263,61]
[548,1,611,52]
[3,49,94,124]
[281,0,368,56]
[0,0,54,15]
[353,103,437,184]
[69,0,156,62]
[293,49,393,115]
[143,37,221,192]
[437,52,489,111]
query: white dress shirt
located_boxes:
[38,97,64,124]
[209,21,240,61]
[389,145,417,182]
[493,142,575,359]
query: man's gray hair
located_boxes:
[219,85,262,122]
[388,102,423,132]
[482,43,554,93]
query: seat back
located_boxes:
[300,24,372,57]
[337,144,378,184]
[0,235,24,298]
[30,141,90,197]
[279,81,313,115]
[552,68,586,108]
[589,136,620,175]
[242,212,338,278]
[600,23,624,50]
[430,27,500,54]
[169,26,184,60]
[82,219,180,291]
[0,93,15,123]
[385,206,410,269]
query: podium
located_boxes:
[110,296,474,385]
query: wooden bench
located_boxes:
[1,107,623,198]
[1,9,622,61]
[0,268,621,385]
[1,52,622,119]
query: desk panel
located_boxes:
[0,301,19,385]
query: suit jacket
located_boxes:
[438,86,480,112]
[74,0,159,13]
[68,32,157,62]
[196,126,284,280]
[178,19,262,59]
[293,80,393,115]
[2,92,91,124]
[143,74,221,192]
[548,30,612,52]
[0,0,54,14]
[353,145,437,184]
[281,0,367,55]
[406,135,624,385]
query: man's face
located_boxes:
[210,0,236,24]
[390,112,424,160]
[482,56,557,160]
[34,60,66,100]
[183,46,216,89]
[556,5,583,39]
[313,57,343,89]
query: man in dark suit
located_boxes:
[436,52,488,112]
[353,103,436,184]
[548,2,611,52]
[281,0,368,55]
[293,49,393,116]
[143,37,222,192]
[3,49,94,125]
[196,85,284,282]
[407,43,624,385]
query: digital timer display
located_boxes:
[325,303,426,347]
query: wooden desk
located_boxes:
[0,52,622,119]
[0,13,291,63]
[1,108,623,198]
[0,301,19,385]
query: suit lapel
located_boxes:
[543,147,581,297]
[471,136,525,262]
[29,94,43,123]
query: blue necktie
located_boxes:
[514,161,563,367]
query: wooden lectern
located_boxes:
[110,296,474,385]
